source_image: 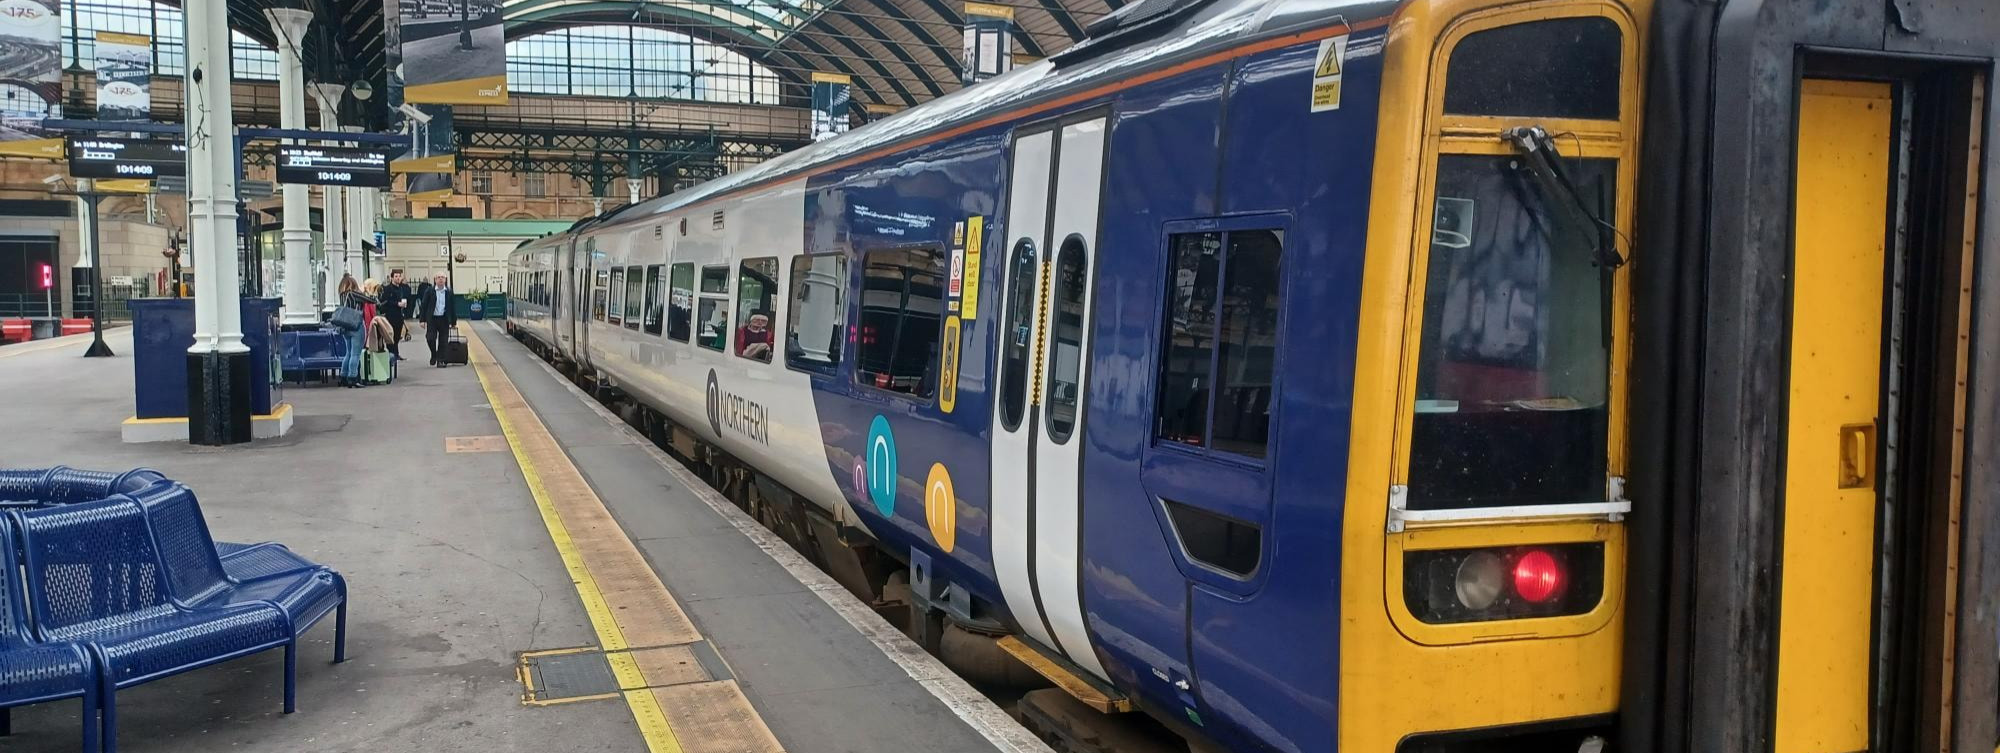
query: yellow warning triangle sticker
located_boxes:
[1315,43,1343,78]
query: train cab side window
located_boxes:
[696,265,730,351]
[1443,17,1621,120]
[786,254,847,374]
[856,246,946,398]
[1154,229,1285,459]
[643,265,663,335]
[607,267,625,326]
[623,265,643,329]
[667,263,693,343]
[736,257,779,363]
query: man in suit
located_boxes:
[378,269,413,359]
[416,273,457,366]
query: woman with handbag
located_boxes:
[334,275,377,388]
[363,279,396,385]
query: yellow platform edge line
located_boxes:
[464,330,687,753]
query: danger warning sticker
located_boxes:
[1310,35,1348,112]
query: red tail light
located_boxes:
[1404,544,1602,624]
[1511,549,1566,603]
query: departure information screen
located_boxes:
[275,146,393,187]
[66,138,187,179]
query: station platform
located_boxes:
[0,322,1045,753]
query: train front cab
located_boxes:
[1338,1,1644,749]
[1344,0,1998,748]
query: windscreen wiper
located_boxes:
[1501,125,1625,270]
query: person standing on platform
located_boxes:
[416,273,457,367]
[379,269,412,360]
[336,276,378,388]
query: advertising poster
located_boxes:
[391,0,507,105]
[94,31,149,122]
[810,72,850,142]
[0,0,63,158]
[399,103,456,201]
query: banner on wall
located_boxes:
[810,72,850,142]
[962,1,1014,85]
[397,103,456,201]
[390,0,507,105]
[94,32,150,123]
[0,0,64,158]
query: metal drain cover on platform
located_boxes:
[520,648,618,704]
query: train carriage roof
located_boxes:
[584,0,1400,233]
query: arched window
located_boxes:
[64,0,282,79]
[506,26,781,104]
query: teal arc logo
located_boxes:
[865,415,896,517]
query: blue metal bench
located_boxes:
[0,516,99,752]
[12,494,302,753]
[0,467,320,584]
[0,466,163,505]
[279,328,347,384]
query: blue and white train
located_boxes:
[510,0,1665,748]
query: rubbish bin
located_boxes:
[28,317,59,340]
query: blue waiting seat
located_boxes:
[132,481,348,666]
[280,329,347,384]
[0,516,99,752]
[0,466,163,506]
[0,467,316,585]
[12,494,301,753]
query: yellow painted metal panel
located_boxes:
[1775,77,1892,753]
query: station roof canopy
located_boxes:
[204,0,1118,110]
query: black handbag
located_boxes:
[330,305,363,331]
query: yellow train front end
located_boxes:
[1341,0,1648,748]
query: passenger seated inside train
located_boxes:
[737,311,774,362]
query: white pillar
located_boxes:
[266,8,316,326]
[309,83,346,310]
[188,0,243,354]
[348,182,372,281]
[74,178,95,268]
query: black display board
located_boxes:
[275,146,393,187]
[65,137,186,179]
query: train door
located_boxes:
[1774,73,1983,752]
[991,112,1110,680]
[556,239,576,357]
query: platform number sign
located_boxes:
[1310,34,1348,112]
[40,264,53,289]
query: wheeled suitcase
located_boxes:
[365,350,395,384]
[442,328,469,366]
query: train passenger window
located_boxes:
[855,246,946,398]
[1153,229,1284,459]
[667,263,693,343]
[735,257,779,363]
[696,265,729,351]
[1405,154,1615,510]
[786,254,847,375]
[997,239,1037,431]
[1044,237,1090,444]
[607,267,625,325]
[643,265,663,335]
[623,265,642,329]
[1444,17,1621,121]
